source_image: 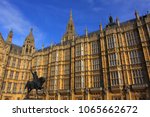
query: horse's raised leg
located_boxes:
[28,88,32,94]
[26,88,32,99]
[26,88,30,99]
[36,89,38,99]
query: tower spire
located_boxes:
[42,44,44,50]
[22,29,35,55]
[26,28,34,42]
[85,27,88,37]
[6,30,13,44]
[30,28,33,32]
[100,23,103,31]
[70,9,72,20]
[61,10,76,43]
[66,10,75,34]
[135,10,140,20]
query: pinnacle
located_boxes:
[30,28,33,32]
[25,28,34,42]
[70,9,72,20]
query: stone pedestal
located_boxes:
[23,90,46,100]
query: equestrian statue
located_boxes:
[24,70,46,99]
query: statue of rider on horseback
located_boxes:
[24,69,46,99]
[31,70,40,88]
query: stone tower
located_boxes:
[22,29,35,55]
[6,30,13,44]
[62,10,76,43]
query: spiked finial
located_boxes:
[116,17,120,26]
[42,44,44,50]
[9,29,13,36]
[70,9,72,20]
[50,41,53,48]
[66,9,75,34]
[24,28,35,46]
[100,23,103,31]
[85,27,88,37]
[135,10,140,20]
[6,30,13,44]
[30,28,33,32]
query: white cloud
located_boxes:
[86,0,102,12]
[0,1,30,34]
[0,0,44,48]
[93,7,103,12]
[87,0,95,5]
[86,0,150,12]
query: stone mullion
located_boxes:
[5,82,8,94]
[59,50,63,90]
[47,53,51,98]
[87,41,93,99]
[83,40,90,100]
[100,30,107,100]
[71,44,75,100]
[137,21,150,82]
[3,82,6,93]
[10,82,13,93]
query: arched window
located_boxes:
[26,48,28,53]
[30,47,32,53]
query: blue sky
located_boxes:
[0,0,149,49]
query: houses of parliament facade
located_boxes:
[0,11,150,100]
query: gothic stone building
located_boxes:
[0,11,150,100]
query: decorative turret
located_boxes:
[42,44,44,50]
[62,10,76,43]
[135,10,140,20]
[22,28,35,55]
[116,17,120,26]
[85,27,88,37]
[6,30,13,44]
[99,23,103,31]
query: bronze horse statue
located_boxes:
[25,77,46,99]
